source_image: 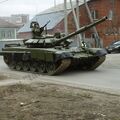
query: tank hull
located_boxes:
[1,46,106,75]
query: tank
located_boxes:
[0,16,107,75]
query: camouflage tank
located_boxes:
[0,16,107,75]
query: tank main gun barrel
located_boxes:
[55,16,107,46]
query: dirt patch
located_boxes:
[0,74,9,80]
[0,83,120,120]
[0,72,23,81]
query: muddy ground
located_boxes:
[0,82,120,120]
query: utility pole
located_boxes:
[84,0,102,48]
[69,0,83,47]
[64,0,68,35]
[54,0,56,7]
[76,0,80,27]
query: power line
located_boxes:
[0,0,9,4]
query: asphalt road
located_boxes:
[0,54,120,95]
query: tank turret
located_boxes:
[25,16,107,48]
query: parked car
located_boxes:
[106,40,120,53]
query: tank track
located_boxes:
[3,55,71,75]
[89,56,106,70]
[49,59,71,75]
[3,54,105,75]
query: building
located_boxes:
[18,0,120,47]
[11,14,29,26]
[0,18,19,39]
[0,14,29,27]
[0,18,21,50]
[81,0,120,47]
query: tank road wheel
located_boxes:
[37,62,46,73]
[16,62,23,71]
[46,62,56,75]
[9,62,16,69]
[3,55,10,65]
[3,54,12,65]
[30,62,38,72]
[23,62,30,71]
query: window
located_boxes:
[108,10,113,20]
[16,17,22,23]
[110,0,114,4]
[1,31,5,38]
[91,10,98,20]
[7,31,12,38]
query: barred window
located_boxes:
[91,10,98,20]
[108,10,113,20]
[1,31,5,38]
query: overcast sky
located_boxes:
[0,0,63,17]
[0,0,84,18]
